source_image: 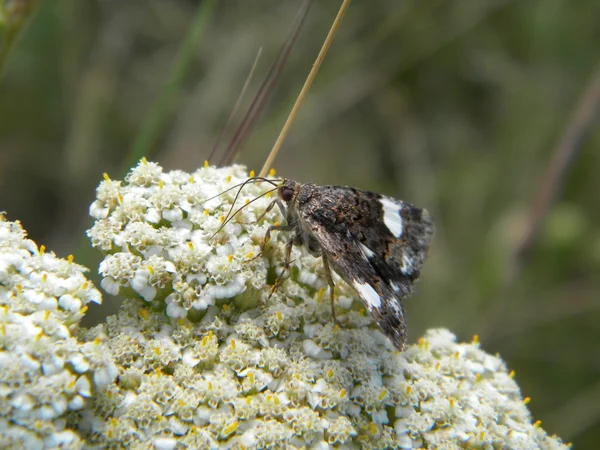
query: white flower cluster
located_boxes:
[0,215,117,449]
[77,305,571,449]
[74,161,569,449]
[87,159,280,320]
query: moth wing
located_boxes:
[301,216,408,350]
[352,195,434,297]
[302,185,434,298]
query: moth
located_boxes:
[260,179,434,351]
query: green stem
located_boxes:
[123,0,217,174]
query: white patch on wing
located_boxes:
[380,197,403,237]
[401,254,414,275]
[353,281,381,309]
[358,242,375,259]
[390,300,403,317]
[391,282,400,293]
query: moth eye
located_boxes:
[280,187,294,202]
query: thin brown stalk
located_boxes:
[480,63,600,340]
[259,0,352,177]
[207,47,263,164]
[514,64,600,268]
[220,0,312,166]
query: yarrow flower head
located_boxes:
[0,215,117,449]
[87,160,277,320]
[0,162,569,448]
[73,161,569,449]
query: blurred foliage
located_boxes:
[0,0,40,73]
[1,0,599,447]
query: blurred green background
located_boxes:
[1,1,599,447]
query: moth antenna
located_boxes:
[211,186,279,239]
[207,47,263,164]
[201,176,280,204]
[217,176,281,226]
[220,0,313,166]
[259,0,351,177]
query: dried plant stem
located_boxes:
[259,0,351,177]
[514,64,600,266]
[208,47,263,164]
[221,0,311,166]
[480,63,600,340]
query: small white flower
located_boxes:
[68,395,86,411]
[166,300,186,319]
[76,376,92,397]
[144,207,161,223]
[89,200,110,219]
[162,207,183,223]
[69,354,90,373]
[44,430,80,448]
[153,437,178,450]
[100,276,120,295]
[125,158,163,186]
[303,340,333,360]
[130,268,157,301]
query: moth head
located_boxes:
[278,179,299,203]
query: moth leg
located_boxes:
[254,199,287,224]
[268,237,294,300]
[320,251,337,322]
[263,224,294,246]
[244,223,294,264]
[261,223,294,256]
[253,202,291,257]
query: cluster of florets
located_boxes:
[87,159,280,321]
[0,216,117,449]
[77,302,569,449]
[73,162,569,449]
[0,162,569,448]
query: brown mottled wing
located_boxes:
[296,185,434,350]
[354,193,435,296]
[303,218,409,349]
